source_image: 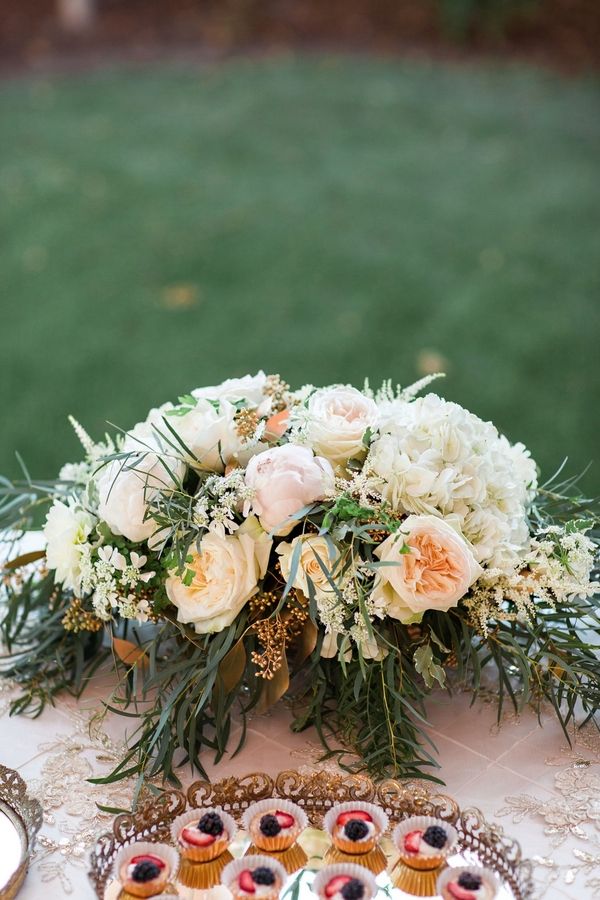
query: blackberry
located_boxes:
[259,814,282,837]
[344,819,369,841]
[199,812,224,836]
[422,825,447,849]
[252,867,276,886]
[131,860,161,883]
[341,879,365,900]
[457,873,482,890]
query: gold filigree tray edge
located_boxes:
[88,770,534,899]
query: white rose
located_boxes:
[165,528,271,633]
[97,429,184,544]
[244,444,334,536]
[298,386,378,466]
[173,398,265,472]
[372,514,482,623]
[192,371,268,410]
[277,534,340,598]
[43,500,95,593]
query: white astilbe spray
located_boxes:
[465,525,598,635]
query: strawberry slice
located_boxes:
[239,870,257,894]
[447,884,477,900]
[130,854,166,869]
[275,810,295,829]
[181,826,216,847]
[403,830,422,854]
[336,810,373,826]
[325,876,352,898]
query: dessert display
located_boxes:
[171,807,236,863]
[312,863,377,900]
[112,841,179,899]
[323,802,388,856]
[243,799,308,853]
[438,867,500,900]
[221,854,287,900]
[393,816,458,870]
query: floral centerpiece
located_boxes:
[1,372,598,789]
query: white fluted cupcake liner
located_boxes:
[221,854,288,891]
[437,866,501,899]
[112,840,180,883]
[393,816,458,869]
[171,807,237,862]
[323,802,389,840]
[312,863,377,900]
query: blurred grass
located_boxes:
[0,56,599,492]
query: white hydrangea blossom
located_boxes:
[367,393,538,572]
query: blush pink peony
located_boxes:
[244,444,334,535]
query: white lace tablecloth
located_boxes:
[2,539,599,899]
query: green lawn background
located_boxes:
[1,56,599,492]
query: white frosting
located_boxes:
[238,880,279,897]
[125,859,167,880]
[337,820,377,842]
[447,879,493,900]
[418,835,446,857]
[179,824,228,848]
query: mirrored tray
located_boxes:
[0,763,43,900]
[89,770,534,899]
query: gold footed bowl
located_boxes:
[324,844,388,876]
[390,859,447,896]
[245,841,308,874]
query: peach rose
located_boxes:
[165,526,271,633]
[371,515,482,623]
[244,444,334,536]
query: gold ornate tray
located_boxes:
[89,770,534,899]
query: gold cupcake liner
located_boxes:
[118,886,177,900]
[245,841,308,874]
[391,860,447,897]
[177,849,234,890]
[250,829,299,853]
[331,834,377,856]
[324,844,388,876]
[396,853,446,871]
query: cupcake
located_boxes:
[312,863,377,900]
[323,802,388,856]
[243,799,308,852]
[171,807,236,863]
[113,841,179,899]
[393,815,458,870]
[437,867,500,900]
[221,854,287,900]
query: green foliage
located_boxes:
[0,59,598,497]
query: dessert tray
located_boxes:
[88,770,534,900]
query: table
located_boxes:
[1,539,599,899]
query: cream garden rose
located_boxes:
[244,444,334,535]
[166,525,271,633]
[372,514,482,623]
[297,386,378,466]
[43,500,95,594]
[277,533,340,598]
